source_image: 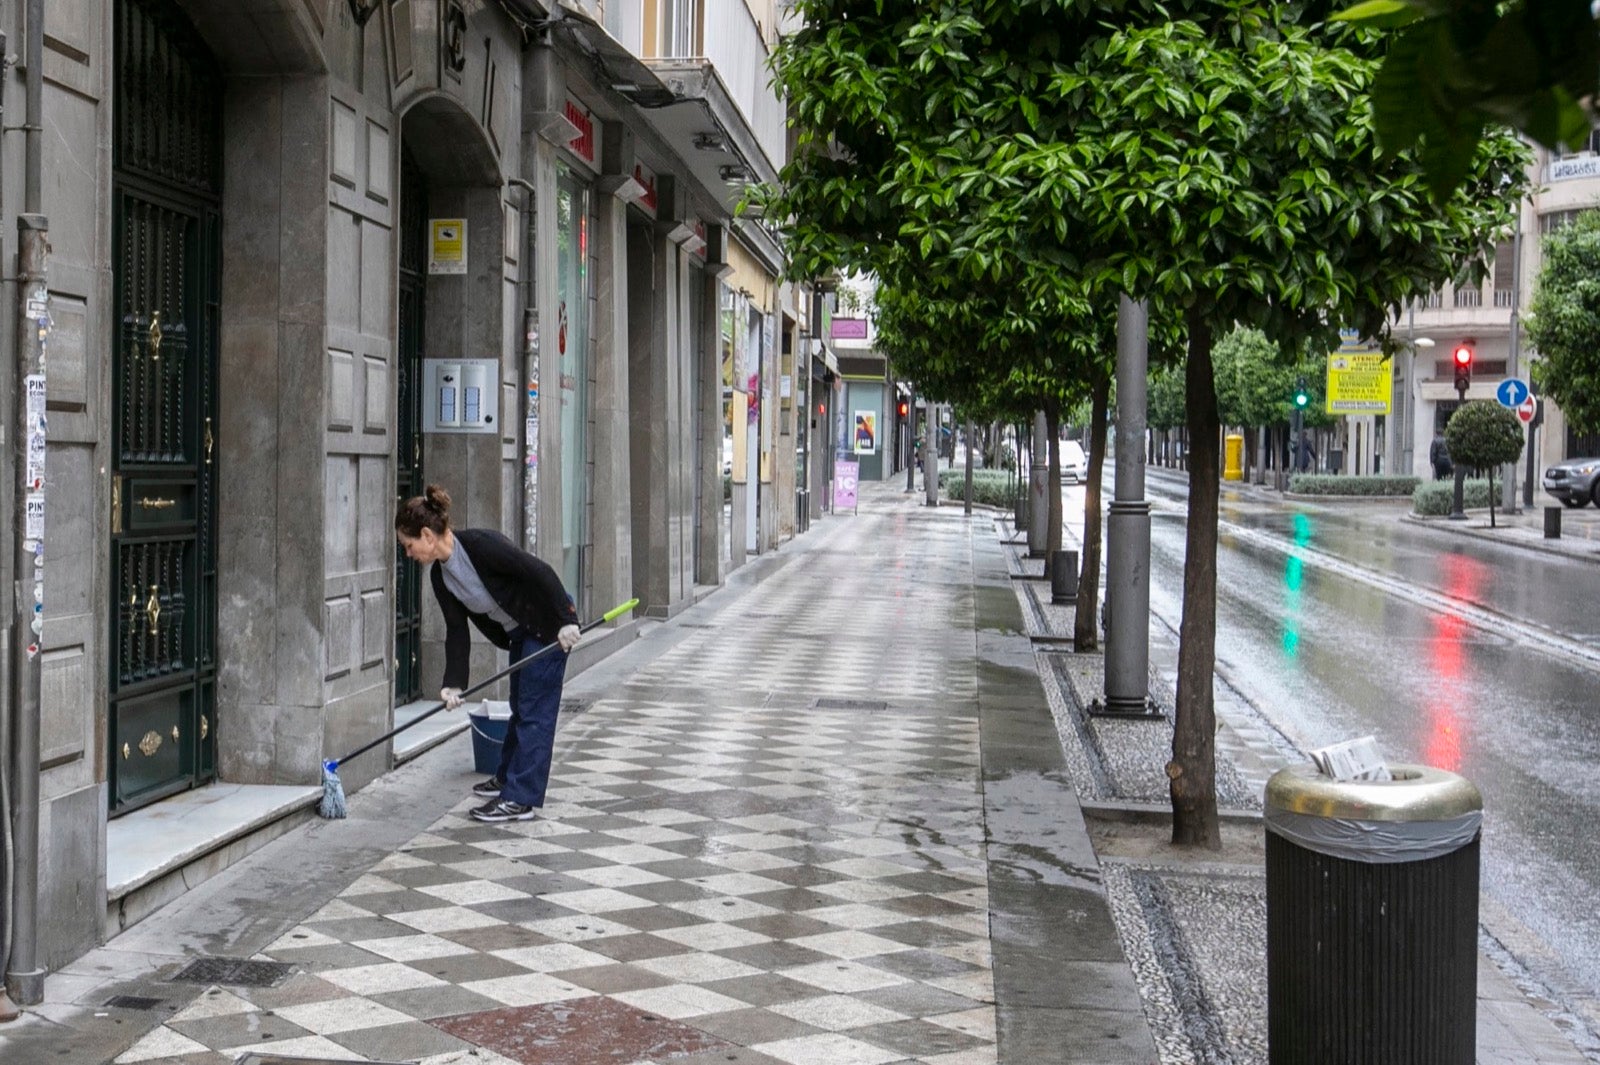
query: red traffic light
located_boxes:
[897,401,909,417]
[1453,345,1473,368]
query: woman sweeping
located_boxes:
[396,485,581,822]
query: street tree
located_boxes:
[766,0,1525,847]
[1524,210,1600,437]
[870,281,1119,649]
[1444,401,1526,527]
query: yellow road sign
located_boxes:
[1325,352,1392,414]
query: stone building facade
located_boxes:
[0,0,818,976]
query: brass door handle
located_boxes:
[145,585,160,630]
[137,497,177,510]
[112,475,123,535]
[200,716,209,740]
[205,418,214,465]
[148,311,162,361]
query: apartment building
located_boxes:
[0,0,824,981]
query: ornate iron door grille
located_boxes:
[394,147,427,704]
[109,0,222,814]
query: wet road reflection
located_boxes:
[1132,477,1600,1021]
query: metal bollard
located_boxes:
[1050,550,1079,604]
[1013,494,1028,534]
[1266,764,1482,1065]
[1545,505,1562,540]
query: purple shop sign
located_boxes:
[831,317,868,340]
[833,457,859,512]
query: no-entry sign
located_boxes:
[1518,396,1536,425]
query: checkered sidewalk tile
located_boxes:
[116,504,998,1065]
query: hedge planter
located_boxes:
[1289,475,1420,497]
[1412,479,1492,516]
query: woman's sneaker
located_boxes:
[470,799,537,823]
[471,776,503,797]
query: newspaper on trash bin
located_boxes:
[1309,735,1392,782]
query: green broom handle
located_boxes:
[329,598,639,770]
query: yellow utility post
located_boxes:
[1224,433,1244,481]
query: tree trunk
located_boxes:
[1044,401,1063,575]
[1075,375,1111,650]
[1171,310,1222,850]
[1488,466,1497,528]
[963,419,975,515]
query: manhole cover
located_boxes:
[166,957,295,988]
[103,995,164,1010]
[235,1057,413,1065]
[814,698,887,710]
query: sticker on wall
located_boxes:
[25,375,45,418]
[429,218,467,275]
[24,494,44,540]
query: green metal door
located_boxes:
[109,0,223,814]
[394,147,427,704]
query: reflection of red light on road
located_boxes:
[1424,609,1468,772]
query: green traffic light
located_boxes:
[1294,391,1308,408]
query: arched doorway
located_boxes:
[394,146,429,704]
[394,95,506,703]
[108,0,224,813]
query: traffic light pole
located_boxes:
[1449,378,1468,520]
[1291,407,1303,478]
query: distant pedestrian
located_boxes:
[396,485,580,823]
[1429,435,1453,481]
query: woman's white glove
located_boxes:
[557,624,582,652]
[440,687,464,710]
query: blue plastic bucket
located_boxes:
[468,702,512,775]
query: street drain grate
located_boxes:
[166,957,295,988]
[813,698,888,711]
[103,995,164,1010]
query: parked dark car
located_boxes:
[1543,456,1600,508]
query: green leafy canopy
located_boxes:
[1525,210,1600,436]
[1444,400,1525,468]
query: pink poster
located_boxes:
[833,457,859,512]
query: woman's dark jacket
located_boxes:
[431,528,578,689]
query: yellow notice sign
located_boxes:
[429,219,467,275]
[1325,352,1392,414]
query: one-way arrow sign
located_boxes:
[1497,378,1530,409]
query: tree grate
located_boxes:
[166,957,295,988]
[103,995,164,1010]
[813,698,888,711]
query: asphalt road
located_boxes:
[1098,469,1600,1036]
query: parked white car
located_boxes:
[1060,440,1088,483]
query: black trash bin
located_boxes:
[1266,763,1483,1065]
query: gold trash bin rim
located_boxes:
[1265,762,1482,824]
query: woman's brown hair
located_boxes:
[395,484,452,537]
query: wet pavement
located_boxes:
[0,481,1149,1065]
[1139,467,1600,1041]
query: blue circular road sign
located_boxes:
[1496,378,1530,408]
